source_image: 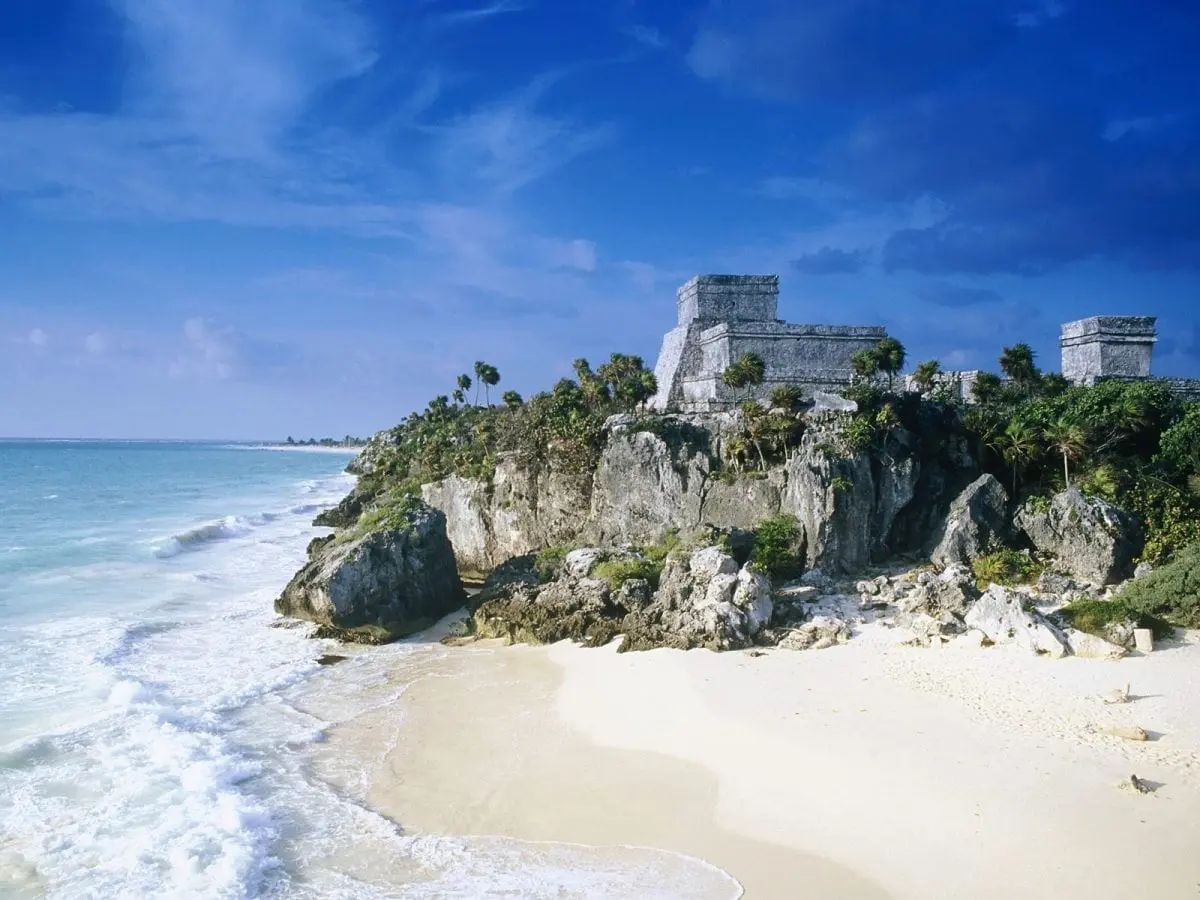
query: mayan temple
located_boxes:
[649,275,887,412]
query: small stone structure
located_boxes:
[1061,316,1157,386]
[1059,316,1200,399]
[650,275,886,412]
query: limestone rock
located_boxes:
[963,585,1069,657]
[1134,561,1153,580]
[564,548,606,579]
[1015,488,1141,585]
[809,391,858,414]
[928,475,1009,567]
[276,504,465,643]
[471,545,773,653]
[778,616,852,650]
[1096,723,1148,742]
[1066,630,1128,660]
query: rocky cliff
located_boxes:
[276,501,465,642]
[418,411,978,576]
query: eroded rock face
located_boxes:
[963,585,1068,657]
[470,546,774,652]
[1014,488,1141,585]
[276,505,465,643]
[928,474,1009,567]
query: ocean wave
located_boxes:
[152,489,345,560]
[154,516,258,558]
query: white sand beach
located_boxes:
[322,622,1200,899]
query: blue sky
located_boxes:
[2,0,1198,439]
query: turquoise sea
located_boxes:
[0,441,738,900]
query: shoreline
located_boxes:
[330,640,885,899]
[314,620,1200,899]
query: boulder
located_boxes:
[624,548,774,651]
[928,474,1009,567]
[276,504,465,643]
[1066,630,1127,660]
[777,616,852,650]
[808,391,858,414]
[963,585,1069,657]
[1014,488,1141,585]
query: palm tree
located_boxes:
[999,344,1040,392]
[474,362,500,405]
[874,337,906,391]
[740,400,769,470]
[1043,417,1088,488]
[970,372,1004,404]
[502,390,524,409]
[457,373,473,405]
[736,352,765,401]
[574,358,611,408]
[851,348,879,380]
[995,421,1040,496]
[770,385,804,410]
[472,361,486,405]
[912,359,942,394]
[452,388,466,405]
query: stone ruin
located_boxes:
[647,274,1200,411]
[649,275,886,412]
[1059,315,1200,400]
[1060,316,1157,386]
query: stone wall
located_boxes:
[677,275,779,326]
[680,322,886,410]
[1061,316,1157,385]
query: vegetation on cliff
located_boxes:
[952,344,1200,564]
[349,353,659,507]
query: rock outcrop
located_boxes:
[1014,488,1141,585]
[963,585,1068,657]
[470,545,774,652]
[276,503,465,643]
[411,413,949,576]
[928,474,1009,567]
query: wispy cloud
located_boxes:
[429,1,528,29]
[428,78,615,196]
[115,0,377,160]
[791,247,869,275]
[21,328,50,349]
[623,25,666,50]
[916,281,1004,308]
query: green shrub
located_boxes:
[751,515,803,579]
[971,549,1040,587]
[592,557,663,589]
[830,475,852,495]
[842,416,876,454]
[1059,597,1130,635]
[770,385,804,410]
[339,490,422,542]
[534,545,574,582]
[642,529,683,564]
[1116,541,1200,630]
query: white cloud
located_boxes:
[84,332,109,354]
[114,0,377,160]
[430,80,615,196]
[172,318,237,379]
[758,176,854,207]
[623,25,666,50]
[617,261,659,290]
[26,328,50,348]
